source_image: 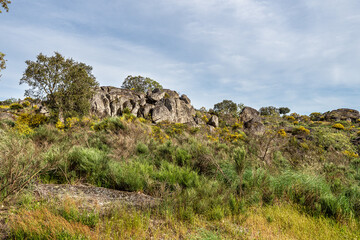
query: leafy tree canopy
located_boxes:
[0,52,5,78]
[278,107,291,115]
[259,106,280,116]
[213,100,244,116]
[0,0,10,13]
[20,52,99,118]
[121,75,163,93]
[0,0,11,77]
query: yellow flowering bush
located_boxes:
[0,105,10,109]
[55,120,65,130]
[16,113,47,128]
[120,113,136,122]
[231,122,243,130]
[225,132,245,142]
[207,134,219,142]
[24,97,34,102]
[332,123,345,130]
[301,115,311,122]
[292,126,310,135]
[166,123,186,136]
[10,103,23,110]
[277,129,287,137]
[80,116,92,127]
[65,117,80,128]
[309,112,322,121]
[343,150,359,158]
[202,114,209,123]
[285,116,296,121]
[13,121,33,135]
[138,117,147,123]
[21,101,31,108]
[151,125,169,143]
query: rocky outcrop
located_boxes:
[239,107,261,123]
[91,87,197,125]
[323,109,360,123]
[208,115,219,128]
[0,112,15,121]
[239,107,265,135]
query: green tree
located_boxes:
[20,52,99,118]
[214,100,244,115]
[121,75,163,93]
[0,0,11,77]
[0,0,10,13]
[0,52,5,78]
[278,107,290,115]
[259,106,279,116]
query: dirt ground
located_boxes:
[0,184,160,239]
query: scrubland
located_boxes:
[1,102,360,239]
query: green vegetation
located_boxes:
[20,52,99,119]
[0,52,5,78]
[259,106,280,116]
[0,0,10,13]
[1,96,360,238]
[213,99,244,116]
[0,1,11,78]
[121,75,163,93]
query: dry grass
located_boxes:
[242,204,360,240]
[9,207,97,239]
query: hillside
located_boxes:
[1,90,360,239]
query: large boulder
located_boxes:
[91,87,196,125]
[207,115,219,127]
[239,107,261,123]
[243,119,265,135]
[239,107,265,135]
[323,109,360,123]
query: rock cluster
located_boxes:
[91,87,197,125]
[239,107,265,135]
[323,109,360,123]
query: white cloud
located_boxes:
[1,0,360,113]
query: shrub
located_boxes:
[136,143,149,154]
[285,115,296,121]
[16,113,48,128]
[292,126,310,135]
[21,101,31,108]
[310,112,322,121]
[55,120,65,130]
[67,147,109,184]
[259,106,279,116]
[66,117,80,128]
[108,160,153,192]
[92,117,125,132]
[0,133,45,201]
[332,123,345,130]
[313,129,355,151]
[175,148,192,167]
[24,97,34,102]
[277,129,287,137]
[343,150,359,158]
[9,103,23,110]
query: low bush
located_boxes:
[92,117,125,132]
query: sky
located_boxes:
[0,0,359,114]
